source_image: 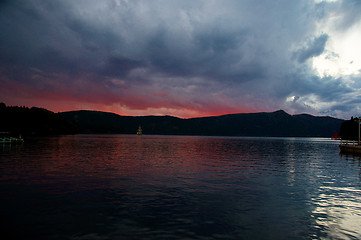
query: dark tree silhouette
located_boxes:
[0,103,78,136]
[340,117,361,140]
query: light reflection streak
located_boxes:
[1,135,361,239]
[312,185,361,239]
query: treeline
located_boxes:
[0,103,77,136]
[61,109,345,137]
[339,117,361,140]
[0,103,348,138]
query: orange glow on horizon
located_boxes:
[1,97,258,119]
[0,77,260,118]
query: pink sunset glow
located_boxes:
[1,1,361,118]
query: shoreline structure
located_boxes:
[339,117,361,154]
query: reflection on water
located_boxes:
[0,135,361,239]
[312,186,361,239]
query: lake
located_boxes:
[1,135,361,239]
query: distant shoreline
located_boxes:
[60,109,344,138]
[1,103,347,138]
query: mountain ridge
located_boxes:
[0,101,344,137]
[60,109,344,137]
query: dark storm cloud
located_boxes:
[143,25,253,81]
[0,0,360,118]
[1,0,268,85]
[294,34,329,63]
[291,73,353,102]
[102,56,146,78]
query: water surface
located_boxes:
[1,135,360,239]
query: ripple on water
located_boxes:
[0,135,360,239]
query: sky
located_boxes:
[1,0,361,119]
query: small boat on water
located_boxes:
[137,126,142,135]
[331,131,341,140]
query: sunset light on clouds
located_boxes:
[1,0,361,118]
